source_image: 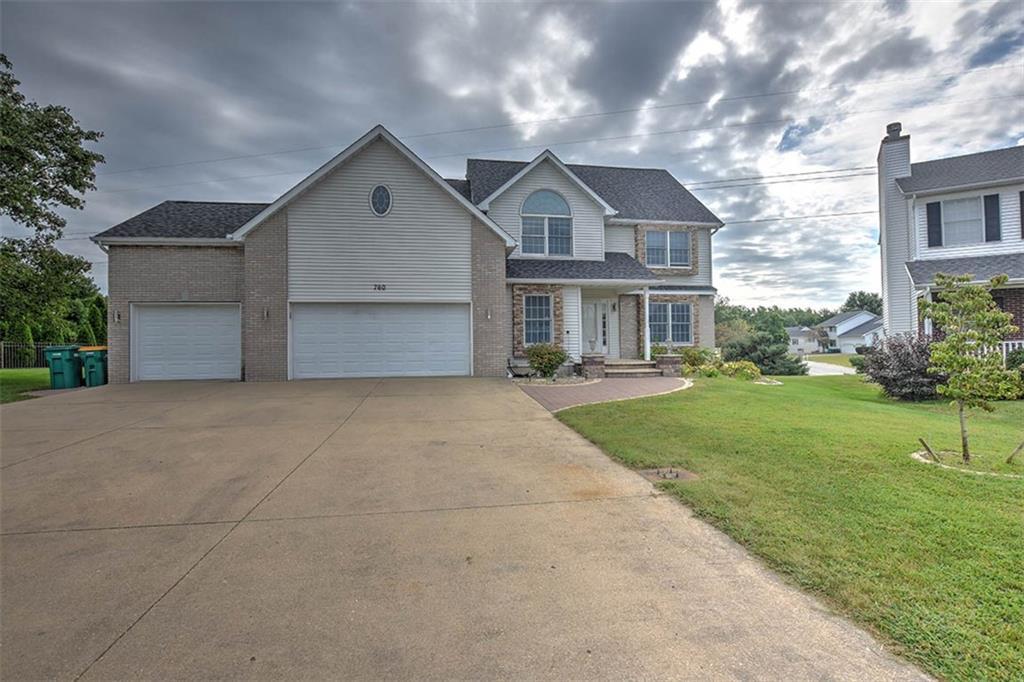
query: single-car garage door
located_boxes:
[291,303,471,378]
[133,304,241,381]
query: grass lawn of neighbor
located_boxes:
[0,368,51,404]
[806,353,856,368]
[558,375,1023,681]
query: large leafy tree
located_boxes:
[919,274,1022,463]
[1,53,104,243]
[841,290,882,315]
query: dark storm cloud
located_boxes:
[569,2,714,108]
[830,35,933,82]
[1,0,1019,308]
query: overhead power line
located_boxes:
[723,210,875,225]
[685,165,874,186]
[94,63,1021,177]
[93,92,1022,196]
[691,171,876,191]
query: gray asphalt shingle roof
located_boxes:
[817,310,873,328]
[895,146,1024,194]
[94,200,269,239]
[506,252,658,281]
[840,317,883,338]
[465,158,721,224]
[905,253,1024,285]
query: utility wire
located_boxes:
[724,210,875,225]
[94,63,1022,177]
[93,92,1022,196]
[691,171,876,191]
[685,165,874,186]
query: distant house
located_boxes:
[877,122,1023,362]
[785,326,818,355]
[815,310,882,353]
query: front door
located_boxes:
[582,300,611,354]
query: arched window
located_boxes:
[520,190,572,256]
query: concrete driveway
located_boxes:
[1,378,924,680]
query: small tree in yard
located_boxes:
[919,273,1023,463]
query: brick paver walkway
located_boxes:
[519,377,691,412]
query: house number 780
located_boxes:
[373,283,387,291]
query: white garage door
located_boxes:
[133,304,241,381]
[291,303,470,379]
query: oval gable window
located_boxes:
[369,185,392,216]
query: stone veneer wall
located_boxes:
[634,225,699,277]
[618,294,640,359]
[243,211,288,381]
[511,284,564,357]
[106,245,244,384]
[636,293,706,353]
[471,219,510,376]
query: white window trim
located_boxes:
[520,191,574,257]
[936,195,986,248]
[648,301,694,346]
[523,294,554,345]
[645,230,692,268]
[368,184,393,217]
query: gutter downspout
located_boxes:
[643,287,651,361]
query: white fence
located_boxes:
[1001,340,1024,365]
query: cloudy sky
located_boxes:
[3,0,1022,308]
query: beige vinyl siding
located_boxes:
[914,184,1024,260]
[604,225,635,255]
[288,139,472,302]
[562,286,581,360]
[488,159,606,260]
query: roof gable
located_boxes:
[231,125,514,246]
[476,150,616,215]
[466,157,721,225]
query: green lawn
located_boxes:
[0,368,50,403]
[806,353,856,367]
[558,376,1023,681]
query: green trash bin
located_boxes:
[79,346,109,387]
[43,345,82,389]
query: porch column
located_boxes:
[643,287,651,361]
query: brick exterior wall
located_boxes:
[243,212,288,381]
[920,286,1024,340]
[618,294,640,359]
[106,245,244,383]
[511,284,564,357]
[634,224,699,277]
[636,293,707,353]
[471,219,510,376]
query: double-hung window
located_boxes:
[520,190,572,256]
[942,197,983,246]
[649,302,692,344]
[524,295,552,344]
[645,231,691,267]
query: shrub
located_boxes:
[722,331,808,375]
[860,334,944,401]
[650,344,670,358]
[525,343,567,379]
[1006,348,1024,371]
[11,322,35,367]
[849,355,866,373]
[677,346,714,367]
[697,363,721,377]
[720,360,761,381]
[854,345,869,355]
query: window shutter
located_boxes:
[926,202,942,247]
[984,194,1001,242]
[1019,191,1023,239]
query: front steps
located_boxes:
[604,359,662,378]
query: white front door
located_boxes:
[582,300,611,354]
[290,302,471,379]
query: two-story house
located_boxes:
[93,125,721,382]
[812,310,882,354]
[878,122,1024,360]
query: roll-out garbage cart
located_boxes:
[43,345,82,389]
[79,346,109,387]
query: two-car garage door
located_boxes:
[290,303,470,379]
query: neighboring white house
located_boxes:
[877,122,1024,361]
[815,310,881,353]
[785,326,818,355]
